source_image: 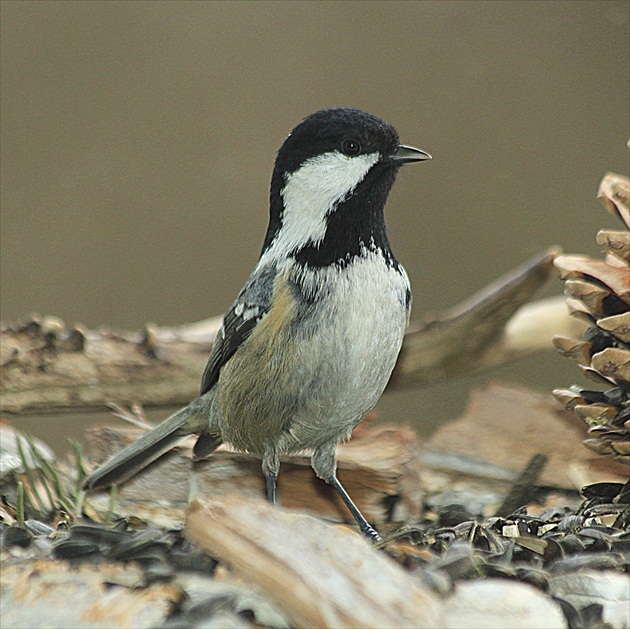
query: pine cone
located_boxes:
[552,171,630,462]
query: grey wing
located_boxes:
[199,263,277,396]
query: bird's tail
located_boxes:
[82,396,213,490]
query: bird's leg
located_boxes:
[312,445,381,541]
[266,473,277,504]
[262,447,280,505]
[329,475,381,542]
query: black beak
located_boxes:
[391,144,432,164]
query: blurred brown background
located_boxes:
[1,1,629,448]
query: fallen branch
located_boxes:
[1,248,585,413]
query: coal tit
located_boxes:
[83,108,431,541]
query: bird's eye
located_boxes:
[341,139,361,156]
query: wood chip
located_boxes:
[0,560,181,628]
[186,496,444,628]
[550,571,630,629]
[443,579,566,628]
[85,423,424,527]
[423,382,627,490]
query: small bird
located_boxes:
[83,108,431,540]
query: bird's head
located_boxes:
[263,108,430,267]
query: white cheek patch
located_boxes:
[267,151,379,258]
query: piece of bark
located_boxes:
[185,495,444,629]
[0,560,182,629]
[443,579,567,629]
[423,382,628,490]
[549,571,630,629]
[1,250,586,414]
[171,572,291,628]
[84,422,424,527]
